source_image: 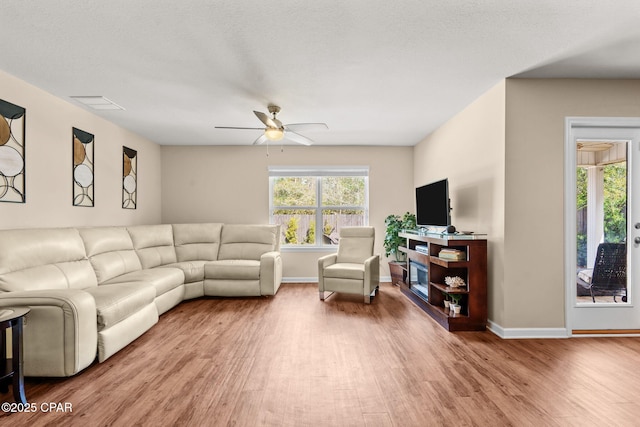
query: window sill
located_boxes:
[280,246,338,253]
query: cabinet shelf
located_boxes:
[430,257,469,268]
[430,282,469,294]
[397,232,487,332]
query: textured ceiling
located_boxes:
[2,1,640,146]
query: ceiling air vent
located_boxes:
[70,96,125,110]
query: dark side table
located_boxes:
[0,307,30,404]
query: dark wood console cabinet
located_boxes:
[398,232,487,331]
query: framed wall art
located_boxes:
[123,146,137,209]
[0,98,26,203]
[72,128,94,207]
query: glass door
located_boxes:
[566,120,640,332]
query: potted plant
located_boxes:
[442,291,451,310]
[384,212,416,285]
[449,293,463,314]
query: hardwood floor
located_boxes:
[2,282,640,426]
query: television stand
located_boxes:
[398,231,487,331]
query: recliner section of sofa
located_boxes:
[204,224,282,297]
[0,223,282,377]
[78,226,167,363]
[0,228,98,377]
[165,222,223,299]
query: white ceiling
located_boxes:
[2,1,640,146]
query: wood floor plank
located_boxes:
[3,282,640,426]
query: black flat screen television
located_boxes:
[415,178,450,228]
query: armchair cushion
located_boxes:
[336,227,375,264]
[323,263,365,280]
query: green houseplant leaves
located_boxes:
[383,212,416,261]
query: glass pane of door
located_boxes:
[576,140,628,304]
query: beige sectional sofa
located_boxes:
[0,223,281,377]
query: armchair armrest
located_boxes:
[260,251,283,295]
[318,254,338,292]
[364,255,380,295]
[0,289,98,377]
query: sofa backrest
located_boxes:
[172,223,223,262]
[0,228,97,292]
[79,227,142,284]
[218,224,280,261]
[127,224,177,269]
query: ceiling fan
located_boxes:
[215,105,328,146]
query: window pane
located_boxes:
[322,176,365,206]
[272,209,316,245]
[603,162,626,243]
[322,209,365,245]
[576,167,588,268]
[273,177,316,207]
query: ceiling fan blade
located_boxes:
[253,134,269,145]
[253,111,279,129]
[284,123,328,132]
[215,126,264,130]
[284,130,313,146]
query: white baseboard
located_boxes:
[488,320,569,339]
[281,277,317,283]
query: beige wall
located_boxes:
[161,145,414,279]
[414,81,506,325]
[0,70,162,229]
[504,79,640,328]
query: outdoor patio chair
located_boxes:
[577,242,627,303]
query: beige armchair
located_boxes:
[318,226,380,303]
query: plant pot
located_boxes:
[450,304,461,314]
[388,261,406,286]
[444,300,450,310]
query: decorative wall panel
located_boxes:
[123,146,137,209]
[72,127,94,207]
[0,98,26,203]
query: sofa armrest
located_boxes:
[259,251,283,296]
[318,253,338,292]
[364,255,380,295]
[0,289,98,377]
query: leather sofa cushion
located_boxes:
[173,223,223,262]
[79,227,142,284]
[0,261,97,292]
[205,260,260,280]
[103,267,185,297]
[0,228,97,292]
[163,261,206,283]
[85,283,155,331]
[127,224,177,269]
[218,224,279,261]
[323,263,365,280]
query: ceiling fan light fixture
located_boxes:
[265,128,284,141]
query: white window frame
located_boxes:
[268,166,370,251]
